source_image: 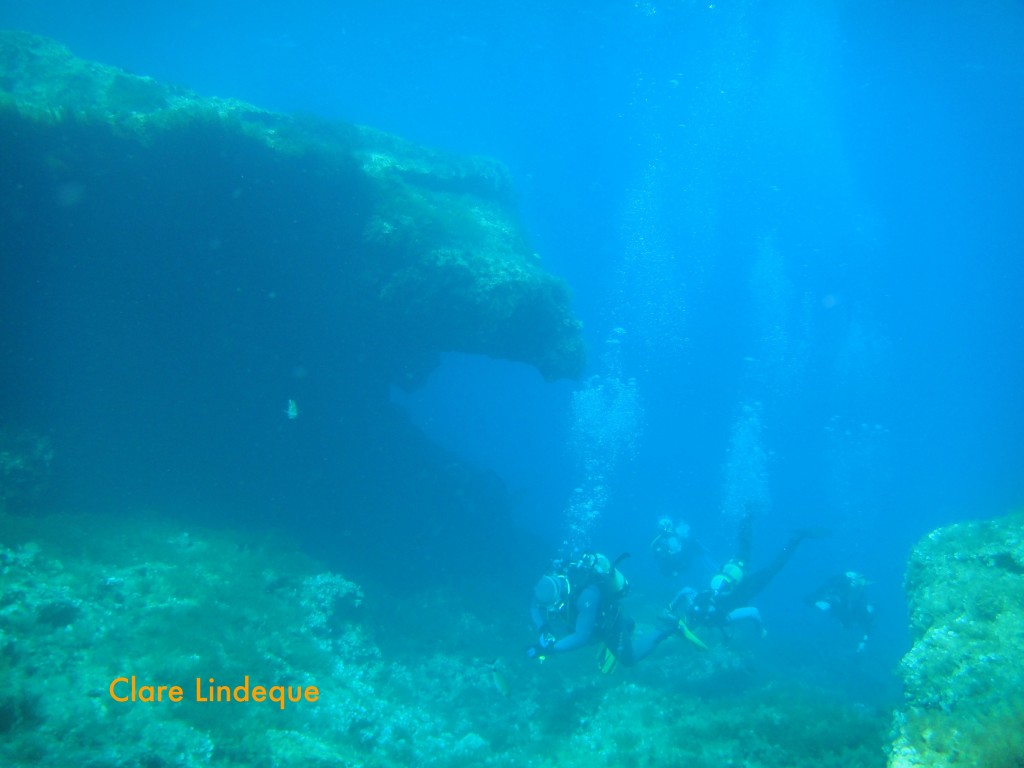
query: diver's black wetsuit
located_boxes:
[806,574,874,636]
[723,515,807,609]
[650,531,706,578]
[530,584,671,666]
[680,516,810,632]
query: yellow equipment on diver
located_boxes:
[675,617,709,651]
[596,644,619,674]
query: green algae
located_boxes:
[889,512,1024,768]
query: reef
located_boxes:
[889,512,1024,767]
[0,31,584,385]
[0,509,889,768]
[0,31,583,575]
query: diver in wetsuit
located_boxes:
[667,514,821,639]
[806,571,875,652]
[528,552,676,672]
[650,516,715,580]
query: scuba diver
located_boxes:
[649,516,713,579]
[528,552,680,673]
[805,571,875,652]
[664,513,823,642]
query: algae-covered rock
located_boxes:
[889,512,1024,768]
[0,30,584,384]
[0,509,891,768]
[0,511,425,767]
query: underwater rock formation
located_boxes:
[0,30,584,385]
[0,512,399,766]
[0,31,581,576]
[0,511,888,768]
[889,512,1024,767]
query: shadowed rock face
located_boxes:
[889,513,1024,768]
[0,31,581,579]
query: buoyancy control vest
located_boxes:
[560,552,630,630]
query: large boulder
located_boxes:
[889,512,1024,767]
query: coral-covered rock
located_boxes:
[889,512,1024,767]
[0,511,392,767]
[0,509,891,768]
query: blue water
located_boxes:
[2,0,1022,696]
